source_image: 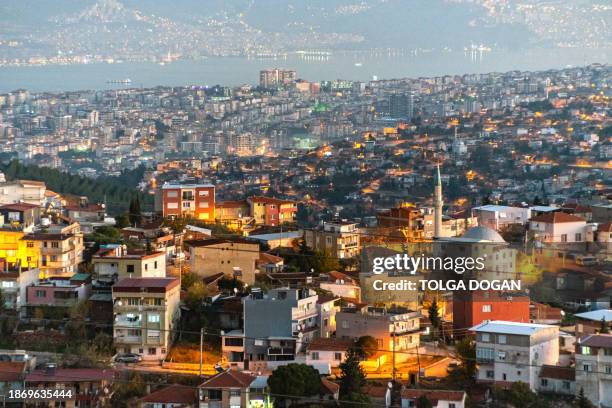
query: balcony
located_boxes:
[115,318,142,328]
[115,335,142,344]
[268,347,294,356]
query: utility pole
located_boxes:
[392,323,396,381]
[199,327,204,376]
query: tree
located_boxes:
[268,363,321,407]
[575,387,596,408]
[428,298,440,338]
[185,282,208,311]
[454,336,476,381]
[0,288,5,312]
[128,196,142,227]
[416,395,433,408]
[338,347,369,407]
[114,214,130,229]
[507,382,537,407]
[600,316,609,334]
[354,336,378,359]
[110,372,147,408]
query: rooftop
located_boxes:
[471,320,556,335]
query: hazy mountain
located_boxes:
[0,0,608,62]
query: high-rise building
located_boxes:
[259,69,297,88]
[160,182,215,220]
[389,92,414,119]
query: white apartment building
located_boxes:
[112,277,181,361]
[575,334,612,407]
[473,320,559,391]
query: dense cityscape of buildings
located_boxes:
[0,63,611,407]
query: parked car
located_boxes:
[114,353,142,363]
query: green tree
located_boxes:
[128,196,141,226]
[0,288,5,312]
[416,394,433,408]
[428,298,440,338]
[338,347,369,407]
[181,272,200,290]
[110,372,147,408]
[185,282,208,310]
[268,363,321,407]
[114,214,130,229]
[354,336,378,359]
[575,387,596,408]
[600,317,609,334]
[507,382,537,407]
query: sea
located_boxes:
[0,47,610,93]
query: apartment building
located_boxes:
[304,221,361,259]
[575,333,612,407]
[0,261,39,314]
[453,290,530,333]
[336,305,421,363]
[247,196,297,226]
[92,245,166,284]
[0,179,46,206]
[160,181,215,220]
[23,231,83,278]
[0,202,40,233]
[319,271,361,302]
[199,370,258,408]
[473,320,559,391]
[188,238,259,285]
[471,205,531,229]
[112,277,181,360]
[529,212,594,245]
[221,288,320,371]
[25,274,91,316]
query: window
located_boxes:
[341,321,349,329]
[311,352,319,360]
[51,242,59,248]
[148,348,156,355]
[35,290,46,298]
[605,348,612,356]
[182,191,194,200]
[502,373,507,381]
[199,201,209,208]
[486,370,494,379]
[575,233,582,241]
[166,191,178,198]
[230,390,240,397]
[476,347,494,360]
[199,190,209,197]
[541,379,548,386]
[127,298,140,306]
[148,314,160,323]
[498,335,507,344]
[482,304,492,313]
[582,346,591,355]
[126,264,135,273]
[334,352,342,361]
[147,330,160,338]
[561,234,567,242]
[167,202,178,209]
[562,381,570,390]
[481,333,490,342]
[182,202,191,208]
[606,365,612,374]
[449,404,456,408]
[26,241,34,248]
[583,364,591,372]
[154,261,158,269]
[498,351,507,360]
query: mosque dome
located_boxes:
[461,226,506,243]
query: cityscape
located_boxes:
[0,1,611,408]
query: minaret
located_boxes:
[434,164,443,238]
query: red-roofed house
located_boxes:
[0,361,26,397]
[198,370,257,408]
[137,384,198,408]
[25,365,115,407]
[366,386,467,408]
[529,212,592,244]
[247,196,297,226]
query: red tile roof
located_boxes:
[0,361,25,382]
[0,203,39,211]
[113,277,179,293]
[598,222,612,232]
[539,365,575,381]
[307,337,353,352]
[530,212,585,223]
[26,368,115,383]
[200,370,256,389]
[579,333,612,348]
[138,384,197,404]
